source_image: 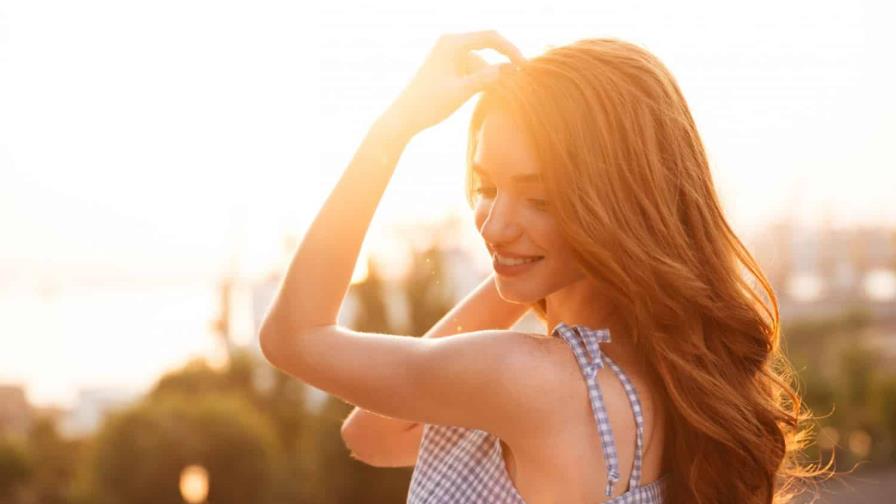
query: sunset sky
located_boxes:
[1,0,894,406]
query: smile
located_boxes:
[495,254,543,265]
[492,253,544,276]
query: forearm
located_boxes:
[260,114,413,337]
[420,272,531,339]
[344,273,530,432]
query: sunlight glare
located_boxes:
[179,464,209,504]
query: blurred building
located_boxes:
[0,384,32,438]
[750,220,896,322]
[59,387,139,439]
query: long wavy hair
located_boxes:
[464,38,830,504]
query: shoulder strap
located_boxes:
[602,354,645,490]
[551,323,646,495]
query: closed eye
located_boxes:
[474,186,496,198]
[475,187,548,211]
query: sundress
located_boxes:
[407,322,667,503]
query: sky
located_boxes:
[1,0,894,406]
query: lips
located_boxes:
[489,247,543,259]
[492,252,544,277]
[494,253,543,265]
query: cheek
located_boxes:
[536,221,582,270]
[527,214,563,251]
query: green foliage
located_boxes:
[304,394,413,503]
[404,245,454,336]
[85,391,279,504]
[871,376,896,464]
[23,418,85,504]
[840,344,877,412]
[351,257,392,334]
[0,436,31,501]
[782,307,896,470]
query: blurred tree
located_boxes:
[145,352,311,502]
[0,436,31,502]
[305,395,413,503]
[84,392,279,504]
[405,244,454,337]
[840,344,877,413]
[871,376,896,464]
[149,350,308,452]
[782,307,896,470]
[350,257,392,334]
[17,417,84,504]
[148,351,262,406]
[149,357,236,399]
[257,367,310,503]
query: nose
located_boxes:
[477,194,523,247]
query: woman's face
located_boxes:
[472,111,586,303]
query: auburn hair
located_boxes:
[463,38,830,503]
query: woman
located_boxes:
[259,31,823,503]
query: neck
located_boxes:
[544,277,639,367]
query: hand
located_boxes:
[380,30,526,140]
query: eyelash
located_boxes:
[474,187,548,210]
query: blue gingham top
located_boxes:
[407,322,668,503]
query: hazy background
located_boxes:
[1,1,894,502]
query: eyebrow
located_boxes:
[472,162,543,185]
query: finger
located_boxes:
[460,63,509,94]
[452,30,526,66]
[457,52,489,77]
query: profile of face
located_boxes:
[472,111,587,304]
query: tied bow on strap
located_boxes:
[567,324,612,382]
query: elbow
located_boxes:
[340,420,357,453]
[257,322,284,368]
[340,413,382,467]
[339,412,420,468]
[340,422,368,464]
[257,318,331,372]
[256,300,297,366]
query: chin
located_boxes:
[494,279,544,305]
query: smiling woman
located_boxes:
[259,30,829,504]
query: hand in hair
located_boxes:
[380,30,525,140]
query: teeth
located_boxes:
[496,254,542,266]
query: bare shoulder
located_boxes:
[415,328,571,442]
[523,335,662,443]
[511,334,668,491]
[501,330,583,399]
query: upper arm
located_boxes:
[260,325,558,442]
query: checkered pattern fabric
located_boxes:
[406,322,667,503]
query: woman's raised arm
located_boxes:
[340,272,531,464]
[257,31,530,462]
[258,31,524,339]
